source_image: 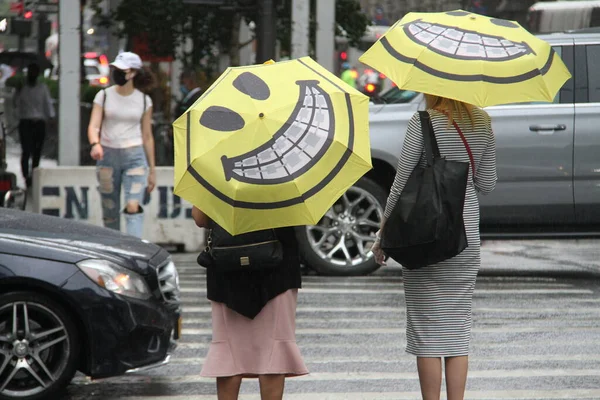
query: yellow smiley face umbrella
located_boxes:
[359,10,572,107]
[173,57,371,235]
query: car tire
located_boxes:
[296,177,388,276]
[0,291,81,400]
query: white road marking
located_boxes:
[182,326,600,335]
[167,353,600,365]
[77,370,600,384]
[178,287,593,294]
[111,390,600,399]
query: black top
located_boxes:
[202,227,302,319]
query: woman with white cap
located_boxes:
[86,51,156,237]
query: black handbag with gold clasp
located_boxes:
[202,224,284,271]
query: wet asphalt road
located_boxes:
[60,239,600,400]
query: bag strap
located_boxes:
[142,93,146,124]
[451,120,476,176]
[98,89,106,140]
[418,111,440,165]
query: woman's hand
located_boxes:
[371,239,387,266]
[90,143,103,161]
[147,168,156,193]
[191,206,211,228]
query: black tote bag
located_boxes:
[380,111,470,270]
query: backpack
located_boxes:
[202,224,284,272]
[380,111,473,269]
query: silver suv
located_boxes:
[296,29,600,276]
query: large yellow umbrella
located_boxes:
[359,10,572,107]
[173,57,371,235]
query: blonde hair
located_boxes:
[425,94,475,128]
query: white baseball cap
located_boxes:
[110,52,143,70]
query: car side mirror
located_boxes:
[3,189,27,210]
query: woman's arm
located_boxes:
[87,103,104,160]
[191,206,211,228]
[474,118,497,195]
[141,104,156,193]
[383,112,425,219]
[372,112,425,265]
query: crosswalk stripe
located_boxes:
[111,390,600,399]
[178,317,598,325]
[175,338,600,350]
[178,280,576,289]
[179,305,600,314]
[168,354,600,365]
[178,287,594,294]
[182,325,600,335]
[78,369,600,384]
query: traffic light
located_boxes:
[23,10,33,19]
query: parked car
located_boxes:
[0,208,181,400]
[83,52,109,87]
[297,29,600,276]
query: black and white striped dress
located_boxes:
[384,108,497,357]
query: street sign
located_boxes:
[35,3,57,13]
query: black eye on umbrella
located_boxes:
[200,106,245,132]
[491,18,520,28]
[233,72,271,100]
[446,11,470,17]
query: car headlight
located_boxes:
[77,259,151,300]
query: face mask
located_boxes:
[180,84,190,96]
[112,69,128,86]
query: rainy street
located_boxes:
[60,239,600,400]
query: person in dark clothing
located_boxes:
[191,206,308,400]
[14,63,55,188]
[174,68,203,120]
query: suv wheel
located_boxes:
[297,177,387,276]
[0,292,80,400]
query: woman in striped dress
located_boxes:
[372,95,497,400]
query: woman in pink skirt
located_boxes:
[192,206,308,400]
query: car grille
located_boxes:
[156,259,181,304]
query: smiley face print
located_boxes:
[360,10,562,85]
[173,57,371,217]
[220,79,334,185]
[403,18,535,62]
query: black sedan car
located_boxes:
[0,208,181,400]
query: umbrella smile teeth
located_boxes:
[222,80,335,185]
[404,20,535,61]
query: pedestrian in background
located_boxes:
[14,63,55,188]
[87,52,156,238]
[191,206,308,400]
[174,68,203,120]
[372,95,497,400]
[0,63,13,87]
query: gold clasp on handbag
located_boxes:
[240,257,250,266]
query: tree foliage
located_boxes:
[94,0,369,71]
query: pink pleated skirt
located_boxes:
[200,289,308,378]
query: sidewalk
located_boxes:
[480,239,600,278]
[4,134,58,189]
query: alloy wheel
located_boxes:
[305,185,383,268]
[0,302,71,398]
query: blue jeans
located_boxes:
[97,146,148,238]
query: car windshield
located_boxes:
[372,86,420,104]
